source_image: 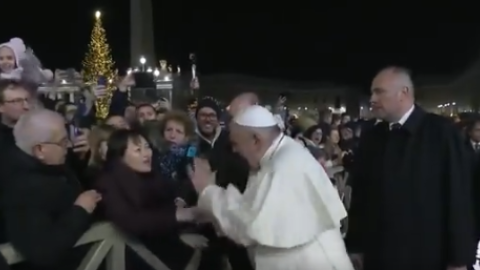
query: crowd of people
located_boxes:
[0,36,479,270]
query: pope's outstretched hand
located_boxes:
[188,158,216,193]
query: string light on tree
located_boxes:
[82,10,116,119]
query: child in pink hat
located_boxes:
[0,37,53,82]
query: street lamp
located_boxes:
[139,57,146,71]
[153,69,160,77]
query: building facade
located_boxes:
[198,73,360,109]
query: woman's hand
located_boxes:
[187,158,216,193]
[174,198,187,208]
[175,207,199,222]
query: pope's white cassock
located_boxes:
[198,105,354,270]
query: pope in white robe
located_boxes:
[189,105,354,270]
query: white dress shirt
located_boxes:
[389,105,415,130]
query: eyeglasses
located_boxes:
[198,113,217,119]
[4,98,30,105]
[40,138,70,149]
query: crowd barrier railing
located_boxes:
[0,167,349,269]
[0,222,202,270]
[329,166,352,238]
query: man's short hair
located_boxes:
[381,66,412,77]
[379,66,414,90]
[466,118,480,134]
[0,79,35,103]
[13,109,64,154]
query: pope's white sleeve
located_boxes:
[198,184,255,246]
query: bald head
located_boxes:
[373,66,414,97]
[228,92,259,116]
[14,109,65,154]
[370,66,415,122]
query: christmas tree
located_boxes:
[82,10,116,119]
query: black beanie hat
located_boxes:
[195,98,221,118]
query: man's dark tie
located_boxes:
[390,123,402,131]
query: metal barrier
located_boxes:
[0,222,202,270]
[0,167,347,270]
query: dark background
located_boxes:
[2,0,480,87]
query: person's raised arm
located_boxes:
[108,74,134,117]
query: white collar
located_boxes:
[259,134,284,167]
[390,105,414,128]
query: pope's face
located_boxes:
[229,124,262,169]
[0,46,16,73]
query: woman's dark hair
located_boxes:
[105,129,146,165]
[303,125,322,140]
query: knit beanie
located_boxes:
[195,98,221,118]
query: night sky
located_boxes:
[2,0,480,87]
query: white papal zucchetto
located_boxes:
[233,105,279,128]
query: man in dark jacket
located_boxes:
[195,98,250,192]
[194,98,253,270]
[0,79,32,151]
[0,79,35,246]
[3,109,100,270]
[347,67,475,270]
[465,119,480,246]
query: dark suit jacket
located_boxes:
[346,107,476,270]
[197,129,250,193]
[2,147,91,268]
[466,139,480,240]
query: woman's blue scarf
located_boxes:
[158,144,189,181]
